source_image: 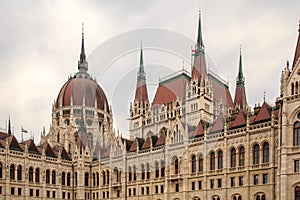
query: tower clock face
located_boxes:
[86,119,93,126]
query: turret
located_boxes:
[191,11,207,82]
[233,48,248,112]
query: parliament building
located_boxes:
[0,14,300,200]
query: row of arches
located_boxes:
[190,142,270,173]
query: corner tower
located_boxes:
[129,45,150,139]
[191,11,207,82]
[233,48,248,112]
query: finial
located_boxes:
[82,22,84,38]
[78,22,88,73]
[263,91,266,102]
[8,115,11,135]
[140,40,143,49]
[298,19,300,32]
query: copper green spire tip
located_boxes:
[197,10,204,52]
[237,46,245,86]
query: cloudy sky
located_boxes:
[0,0,299,143]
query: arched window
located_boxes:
[0,163,3,179]
[231,148,236,167]
[46,169,50,184]
[296,82,299,94]
[217,150,223,169]
[35,168,40,183]
[96,172,99,186]
[199,154,203,172]
[173,156,179,174]
[141,164,145,180]
[17,165,22,180]
[85,172,89,186]
[62,172,65,186]
[75,172,78,186]
[114,168,118,183]
[52,170,56,184]
[67,172,71,186]
[210,152,215,170]
[294,122,300,146]
[239,146,245,166]
[0,162,3,178]
[102,171,106,185]
[295,186,300,200]
[106,170,110,185]
[253,144,260,164]
[261,194,266,200]
[10,164,15,180]
[133,165,137,180]
[146,163,150,179]
[93,172,96,186]
[256,195,261,200]
[29,167,33,182]
[161,161,165,177]
[238,196,241,200]
[263,142,270,163]
[128,166,132,181]
[155,161,159,178]
[191,154,196,173]
[292,83,295,95]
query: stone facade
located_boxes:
[0,15,300,200]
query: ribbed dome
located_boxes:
[56,74,109,112]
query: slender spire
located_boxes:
[292,20,300,69]
[234,47,248,111]
[78,23,88,73]
[137,41,146,81]
[8,115,11,135]
[237,46,245,86]
[134,42,149,104]
[196,10,204,52]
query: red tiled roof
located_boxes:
[41,143,57,158]
[155,133,166,146]
[23,139,41,155]
[152,75,188,106]
[193,121,204,137]
[231,111,246,128]
[0,132,9,140]
[192,52,207,81]
[293,23,300,68]
[8,136,23,151]
[134,81,149,103]
[56,76,109,111]
[210,117,224,133]
[254,102,271,123]
[210,78,234,107]
[249,115,257,124]
[141,137,151,150]
[234,85,247,109]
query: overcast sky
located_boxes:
[0,0,299,143]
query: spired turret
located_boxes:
[129,45,150,139]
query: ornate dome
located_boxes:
[55,29,109,112]
[56,75,109,111]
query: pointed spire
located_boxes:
[234,47,248,111]
[137,41,146,81]
[78,23,88,73]
[292,20,300,69]
[134,42,149,104]
[192,11,207,81]
[237,46,245,86]
[8,115,11,135]
[196,10,204,52]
